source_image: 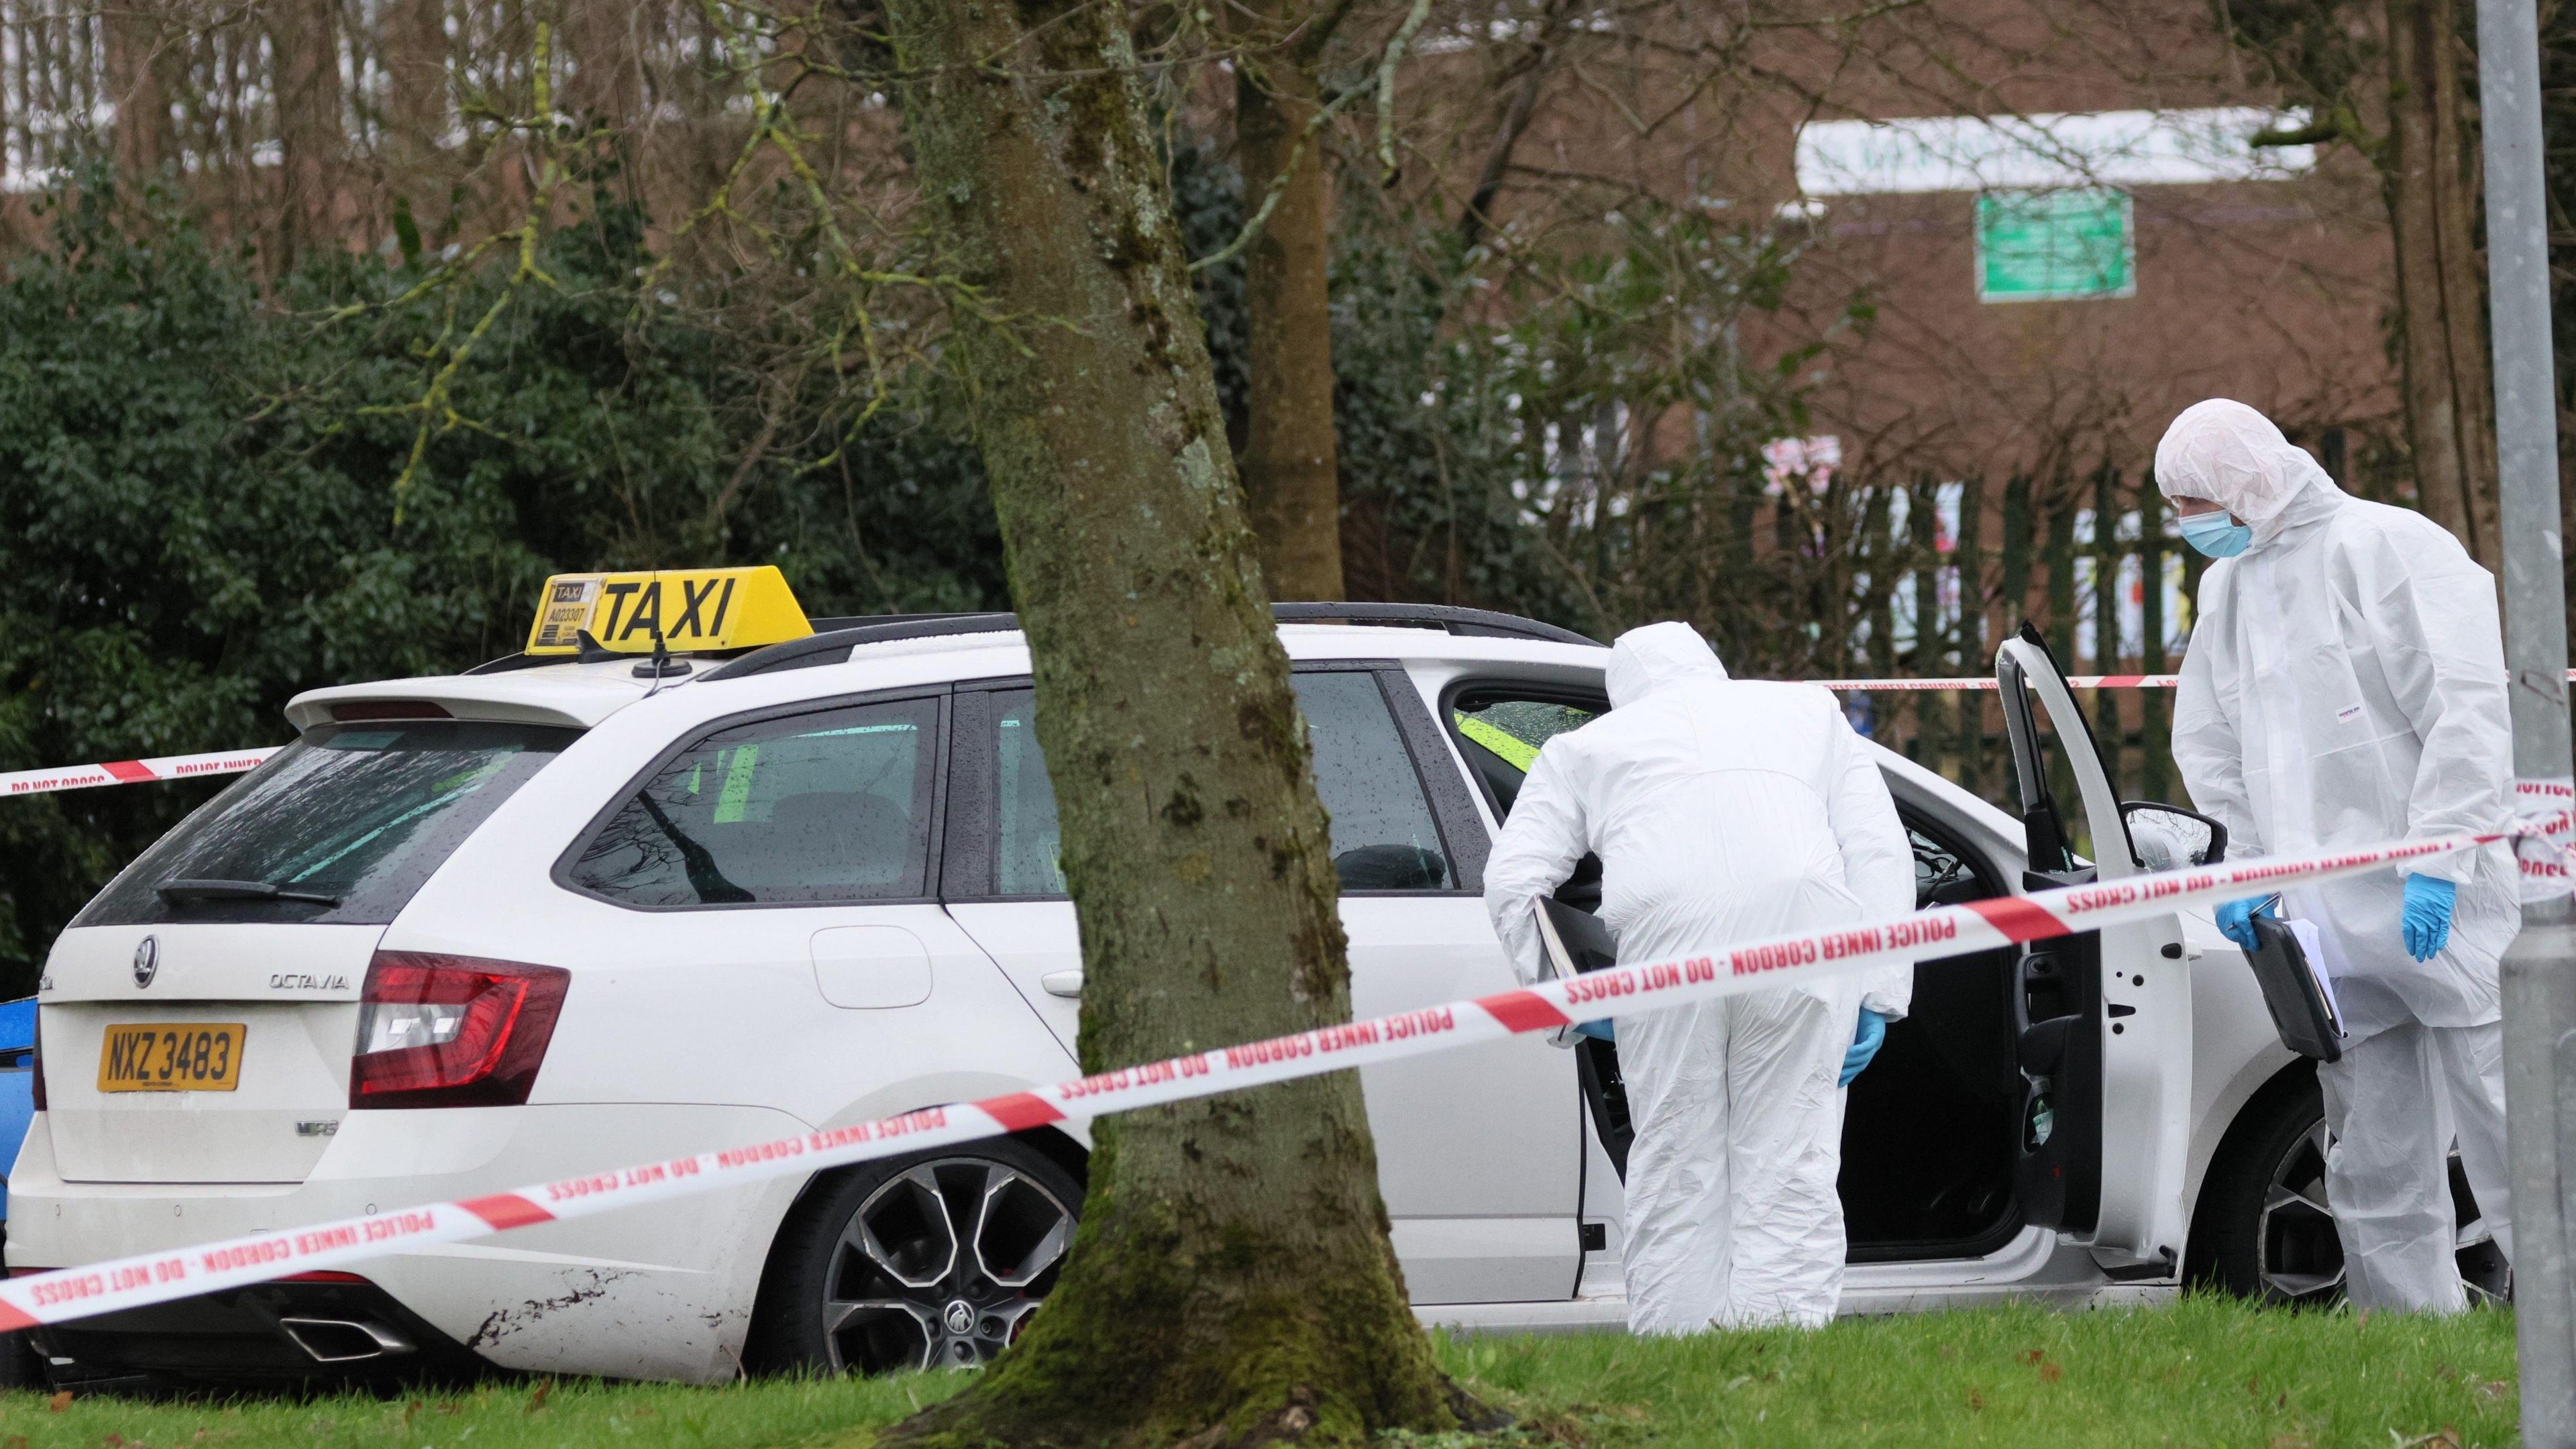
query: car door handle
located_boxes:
[1041,969,1084,998]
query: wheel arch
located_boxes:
[2182,1056,2318,1283]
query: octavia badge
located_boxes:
[132,936,159,989]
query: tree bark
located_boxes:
[105,3,172,179]
[2385,0,2503,570]
[383,0,451,162]
[1234,7,1347,602]
[1456,0,1572,254]
[875,3,1468,1446]
[561,0,641,131]
[266,0,346,258]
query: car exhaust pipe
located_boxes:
[278,1317,413,1364]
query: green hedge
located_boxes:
[0,175,1008,980]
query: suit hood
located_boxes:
[2153,398,2345,545]
[1606,621,1729,708]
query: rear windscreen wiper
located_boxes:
[156,877,342,907]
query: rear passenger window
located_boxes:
[1297,672,1453,890]
[985,672,1453,896]
[567,697,937,907]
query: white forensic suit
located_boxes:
[1483,622,1915,1332]
[2163,398,2518,1312]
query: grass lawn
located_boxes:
[0,1296,2519,1449]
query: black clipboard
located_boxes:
[2244,914,2345,1063]
[1532,896,1619,1048]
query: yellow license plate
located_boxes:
[97,1024,245,1093]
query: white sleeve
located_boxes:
[1825,702,1917,1019]
[1481,741,1592,987]
[2171,566,2265,859]
[2364,533,2514,885]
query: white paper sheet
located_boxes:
[2286,917,2347,1040]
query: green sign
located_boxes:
[1976,189,2135,302]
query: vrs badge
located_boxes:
[133,935,159,989]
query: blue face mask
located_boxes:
[2179,511,2252,558]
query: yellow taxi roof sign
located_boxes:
[525,566,814,657]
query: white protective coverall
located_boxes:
[1483,622,1915,1332]
[2163,398,2518,1312]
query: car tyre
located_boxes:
[2193,1072,2506,1307]
[2194,1076,2345,1305]
[747,1139,1081,1377]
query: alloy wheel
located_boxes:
[2255,1116,2345,1303]
[818,1157,1076,1374]
[2257,1118,2505,1307]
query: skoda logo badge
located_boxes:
[943,1300,975,1336]
[132,936,159,989]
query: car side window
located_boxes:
[1447,693,1600,818]
[986,672,1454,895]
[994,692,1063,895]
[567,696,938,907]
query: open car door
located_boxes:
[1996,625,2208,1276]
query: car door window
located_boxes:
[994,693,1064,895]
[566,696,938,907]
[1447,692,1599,818]
[986,672,1454,895]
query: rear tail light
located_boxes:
[350,953,568,1110]
[28,1009,43,1112]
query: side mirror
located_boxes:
[2121,802,2229,871]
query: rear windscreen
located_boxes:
[76,721,578,927]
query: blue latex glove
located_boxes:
[2214,895,2274,952]
[1839,1008,1889,1087]
[2402,873,2457,963]
[1572,1018,1615,1043]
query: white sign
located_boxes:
[1794,107,2315,197]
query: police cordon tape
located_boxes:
[0,812,2566,1333]
[1807,668,2576,693]
[1,748,280,798]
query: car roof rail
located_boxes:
[470,602,1599,683]
[696,613,1022,680]
[1267,602,1599,647]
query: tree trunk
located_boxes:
[876,3,1468,1446]
[105,3,172,179]
[1234,9,1346,602]
[383,0,451,162]
[2385,0,2503,570]
[561,0,641,131]
[266,0,345,259]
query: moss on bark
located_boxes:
[877,4,1476,1446]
